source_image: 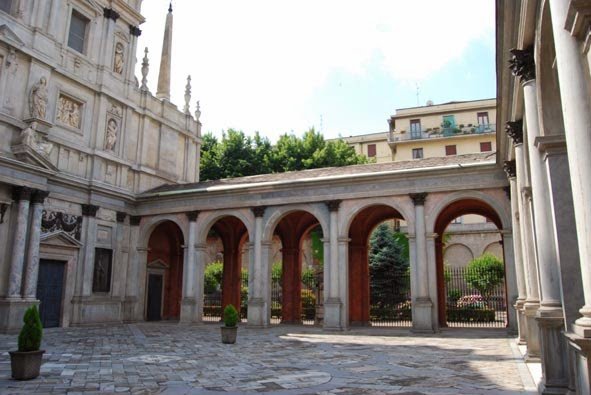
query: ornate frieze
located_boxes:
[503,160,516,178]
[409,192,428,206]
[42,210,83,240]
[505,120,524,144]
[57,95,82,129]
[509,47,535,82]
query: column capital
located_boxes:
[31,190,49,204]
[325,200,342,212]
[186,211,199,222]
[129,25,142,37]
[505,120,524,144]
[12,186,33,202]
[129,215,142,226]
[81,204,99,217]
[251,206,266,217]
[409,192,427,206]
[103,7,120,22]
[116,211,127,223]
[503,160,516,179]
[509,46,535,82]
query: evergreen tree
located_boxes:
[369,223,409,308]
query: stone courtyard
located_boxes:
[0,323,534,394]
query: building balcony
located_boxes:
[388,124,496,144]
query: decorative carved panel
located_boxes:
[41,210,83,240]
[57,94,82,129]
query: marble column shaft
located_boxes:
[548,0,591,335]
[184,219,197,299]
[413,203,428,299]
[328,209,339,300]
[80,206,98,297]
[7,187,32,299]
[23,191,48,300]
[509,177,528,344]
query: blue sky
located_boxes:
[136,1,496,141]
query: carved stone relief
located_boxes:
[19,121,53,156]
[41,210,83,240]
[105,102,122,151]
[57,95,82,129]
[113,42,124,74]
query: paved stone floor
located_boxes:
[0,323,534,394]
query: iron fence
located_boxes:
[444,266,507,328]
[369,269,412,327]
[202,271,249,323]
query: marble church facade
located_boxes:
[0,0,590,393]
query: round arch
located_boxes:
[339,197,414,238]
[138,214,188,250]
[443,243,475,268]
[262,204,329,243]
[196,209,254,245]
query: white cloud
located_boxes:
[136,1,494,140]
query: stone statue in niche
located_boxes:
[105,118,118,151]
[29,77,48,119]
[113,43,124,74]
[19,121,54,156]
[57,95,81,128]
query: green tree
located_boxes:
[463,253,505,298]
[204,261,223,294]
[18,305,42,352]
[369,223,410,307]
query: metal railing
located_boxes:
[389,123,496,142]
[369,269,412,327]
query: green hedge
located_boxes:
[447,307,495,322]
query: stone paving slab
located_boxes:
[0,323,533,394]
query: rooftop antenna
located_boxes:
[415,82,420,106]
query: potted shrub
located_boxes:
[9,305,44,380]
[221,304,239,344]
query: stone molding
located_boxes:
[509,46,535,81]
[325,200,341,212]
[12,186,33,202]
[186,211,199,221]
[129,25,142,37]
[129,216,141,226]
[505,120,524,144]
[116,212,127,223]
[251,206,266,217]
[31,190,49,204]
[0,203,8,223]
[503,160,516,178]
[103,7,120,21]
[409,192,427,206]
[81,204,99,217]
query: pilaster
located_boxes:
[323,200,342,330]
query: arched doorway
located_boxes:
[273,211,323,325]
[146,221,184,321]
[348,204,409,327]
[203,216,249,322]
[434,199,507,328]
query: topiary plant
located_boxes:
[464,253,505,299]
[18,305,43,352]
[223,304,239,327]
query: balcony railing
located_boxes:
[389,124,496,143]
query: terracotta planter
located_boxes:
[9,350,45,380]
[220,326,237,344]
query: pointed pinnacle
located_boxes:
[168,2,172,12]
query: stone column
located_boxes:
[123,215,141,322]
[181,211,198,323]
[194,243,207,323]
[505,161,528,344]
[248,207,267,327]
[101,8,120,70]
[410,193,434,332]
[324,200,342,330]
[511,48,569,391]
[507,120,541,360]
[113,212,128,299]
[7,187,32,299]
[22,190,49,300]
[47,0,61,38]
[80,204,99,297]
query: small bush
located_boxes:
[464,254,505,298]
[204,262,223,294]
[447,288,461,303]
[18,305,43,352]
[301,289,316,319]
[447,307,495,322]
[223,304,239,327]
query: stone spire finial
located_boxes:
[195,100,201,121]
[156,3,174,100]
[141,47,149,91]
[184,75,191,114]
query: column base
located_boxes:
[536,307,569,394]
[515,300,527,345]
[247,298,268,328]
[412,297,435,333]
[524,300,541,361]
[180,297,200,323]
[565,326,591,395]
[323,298,342,331]
[0,299,39,334]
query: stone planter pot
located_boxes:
[9,350,45,380]
[220,326,237,344]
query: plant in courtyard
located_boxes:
[447,288,461,303]
[463,253,505,299]
[271,262,282,284]
[18,306,42,352]
[223,304,239,327]
[204,261,223,294]
[301,289,316,319]
[369,223,410,309]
